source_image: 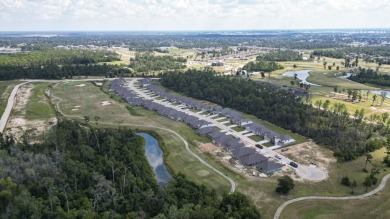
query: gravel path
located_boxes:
[274,173,390,219]
[0,82,29,133]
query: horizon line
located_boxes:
[1,27,390,33]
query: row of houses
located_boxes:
[140,79,295,146]
[110,78,284,174]
[199,127,283,174]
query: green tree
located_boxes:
[364,153,373,170]
[275,176,295,195]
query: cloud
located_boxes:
[0,0,389,30]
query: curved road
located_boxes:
[274,173,390,219]
[0,82,29,133]
[50,89,237,193]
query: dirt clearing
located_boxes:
[5,83,57,142]
[276,141,336,175]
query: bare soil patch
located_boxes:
[199,142,219,152]
[101,101,111,106]
[276,141,336,177]
[5,83,57,142]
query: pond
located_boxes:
[282,69,321,86]
[137,133,172,185]
[368,90,390,99]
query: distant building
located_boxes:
[211,61,224,66]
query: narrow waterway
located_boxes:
[282,69,321,86]
[137,133,172,185]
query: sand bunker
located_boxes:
[71,109,79,111]
[101,101,111,106]
[75,84,86,87]
[74,105,81,108]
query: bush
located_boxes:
[341,176,351,186]
[275,176,295,195]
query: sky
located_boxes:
[1,0,389,31]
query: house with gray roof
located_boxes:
[216,135,233,147]
[208,130,224,139]
[197,127,217,136]
[276,135,295,146]
[230,115,242,125]
[256,161,283,174]
[239,119,253,127]
[232,147,257,158]
[239,153,268,167]
[225,142,245,152]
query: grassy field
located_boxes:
[50,80,390,219]
[249,135,264,142]
[281,159,390,219]
[25,83,56,120]
[0,81,20,116]
[232,126,246,132]
[307,70,378,90]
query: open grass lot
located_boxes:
[0,81,20,116]
[307,70,377,90]
[50,81,390,219]
[263,142,274,147]
[281,160,390,219]
[25,83,56,120]
[249,134,264,142]
[232,126,246,132]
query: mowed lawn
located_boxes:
[281,162,390,219]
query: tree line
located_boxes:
[0,64,130,80]
[129,53,187,72]
[160,70,389,161]
[349,68,390,87]
[243,60,284,72]
[0,50,120,66]
[258,50,303,62]
[0,120,260,218]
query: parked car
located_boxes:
[290,162,298,168]
[281,148,289,152]
[275,154,282,160]
[255,144,263,149]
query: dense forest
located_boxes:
[313,46,390,59]
[258,50,303,61]
[129,53,186,72]
[0,50,120,66]
[0,64,131,80]
[242,60,284,72]
[0,49,126,80]
[161,70,388,161]
[0,120,260,218]
[349,68,390,87]
[312,49,346,59]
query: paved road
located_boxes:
[274,173,390,219]
[0,82,29,133]
[128,79,327,181]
